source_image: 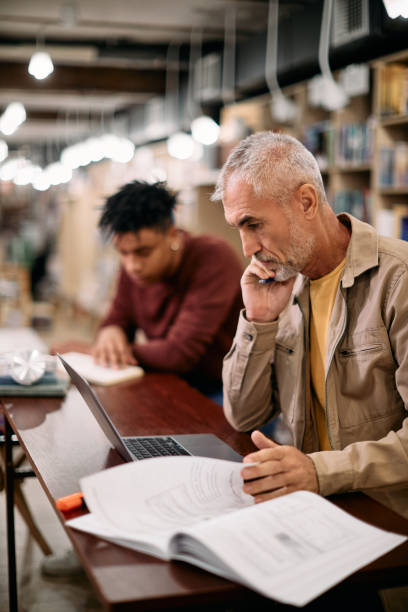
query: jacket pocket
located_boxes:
[274,341,298,425]
[335,338,403,429]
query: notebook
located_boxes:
[58,355,242,463]
[59,352,144,386]
[0,373,69,397]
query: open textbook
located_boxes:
[59,351,144,385]
[67,456,406,608]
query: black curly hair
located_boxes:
[99,180,177,236]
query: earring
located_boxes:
[170,241,180,252]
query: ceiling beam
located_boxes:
[0,61,166,95]
[23,110,106,120]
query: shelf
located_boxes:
[380,115,408,128]
[333,163,372,173]
[378,187,408,196]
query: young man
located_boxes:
[212,131,408,518]
[93,180,243,398]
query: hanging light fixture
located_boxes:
[28,50,54,80]
[266,0,298,123]
[316,0,348,111]
[0,102,26,136]
[28,29,54,80]
[187,26,220,146]
[167,132,195,160]
[0,139,8,163]
[191,115,219,145]
[166,42,195,160]
[383,0,408,18]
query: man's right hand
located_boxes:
[241,259,296,323]
[92,325,138,368]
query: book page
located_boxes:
[59,351,144,385]
[67,456,252,558]
[173,490,406,607]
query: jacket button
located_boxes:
[243,332,253,341]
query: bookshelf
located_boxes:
[219,80,373,225]
[372,49,408,239]
[217,50,408,238]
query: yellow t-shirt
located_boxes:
[309,258,346,450]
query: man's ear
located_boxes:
[296,183,318,219]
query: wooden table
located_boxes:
[2,373,408,611]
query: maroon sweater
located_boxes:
[100,232,243,389]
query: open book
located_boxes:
[59,352,144,385]
[67,456,406,607]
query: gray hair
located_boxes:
[211,131,326,206]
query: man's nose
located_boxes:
[124,255,142,274]
[240,230,260,258]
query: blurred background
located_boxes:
[0,0,407,342]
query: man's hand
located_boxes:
[241,258,295,322]
[241,430,318,503]
[92,325,138,369]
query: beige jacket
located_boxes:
[223,214,408,518]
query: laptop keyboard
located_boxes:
[123,436,190,460]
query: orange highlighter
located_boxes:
[56,491,86,512]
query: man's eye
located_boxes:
[248,223,259,230]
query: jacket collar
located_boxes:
[339,213,379,288]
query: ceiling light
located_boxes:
[270,91,298,123]
[46,162,72,185]
[61,143,82,169]
[0,158,29,181]
[167,132,195,160]
[0,139,8,163]
[13,164,42,186]
[109,136,135,163]
[383,0,408,18]
[191,116,220,146]
[32,172,51,191]
[0,102,26,136]
[28,51,54,80]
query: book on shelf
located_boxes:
[58,352,144,386]
[379,63,408,117]
[336,120,374,166]
[376,208,395,237]
[393,204,408,241]
[303,121,334,170]
[378,144,408,189]
[333,188,371,223]
[66,456,406,608]
[375,205,408,241]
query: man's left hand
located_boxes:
[241,430,319,502]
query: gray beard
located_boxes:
[270,263,300,282]
[255,255,300,282]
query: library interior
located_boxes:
[1,1,408,611]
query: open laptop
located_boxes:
[58,354,242,463]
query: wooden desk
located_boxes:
[2,374,408,611]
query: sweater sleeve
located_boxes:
[132,240,242,373]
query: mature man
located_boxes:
[212,131,408,518]
[92,180,243,399]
